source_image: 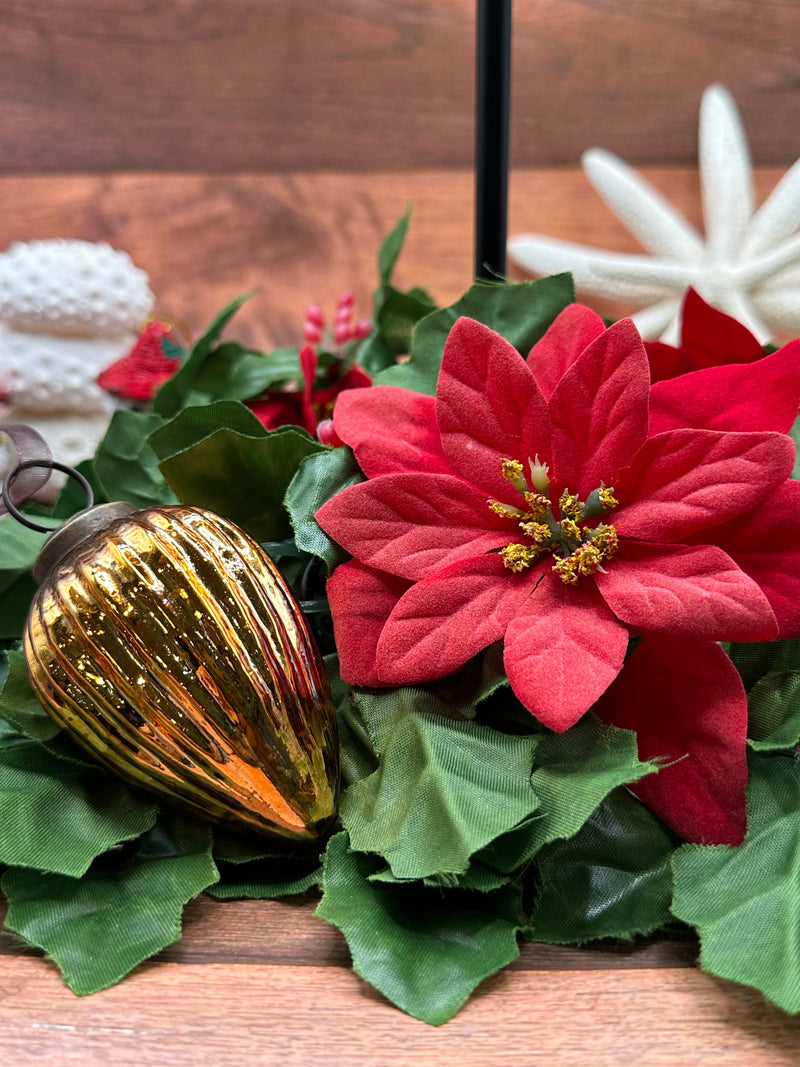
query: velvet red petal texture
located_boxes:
[315,472,510,581]
[595,541,778,640]
[645,340,695,384]
[594,634,748,845]
[678,288,763,368]
[332,386,451,478]
[526,303,607,400]
[503,572,629,732]
[613,429,794,542]
[705,479,800,638]
[436,318,552,502]
[375,554,539,685]
[648,340,800,437]
[547,318,650,497]
[326,561,412,687]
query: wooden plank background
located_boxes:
[2,2,800,1062]
[0,0,798,172]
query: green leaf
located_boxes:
[727,637,800,692]
[478,715,654,874]
[0,515,52,573]
[148,399,268,459]
[153,294,253,417]
[0,572,37,641]
[339,686,540,880]
[672,751,800,1013]
[195,345,302,400]
[52,459,108,517]
[325,655,379,789]
[378,208,412,287]
[374,274,576,395]
[207,847,322,899]
[150,408,325,540]
[0,733,158,876]
[0,650,81,755]
[315,831,521,1025]
[525,787,677,944]
[285,447,364,570]
[790,409,800,480]
[93,409,176,509]
[1,811,217,994]
[747,670,800,751]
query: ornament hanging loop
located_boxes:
[2,459,94,532]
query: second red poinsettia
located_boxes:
[316,304,800,846]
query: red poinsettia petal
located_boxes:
[649,339,800,436]
[548,318,650,497]
[596,541,778,640]
[645,339,696,384]
[704,479,800,638]
[436,317,552,501]
[503,571,629,731]
[595,634,747,845]
[326,561,412,687]
[332,386,452,478]
[678,288,763,369]
[375,553,539,684]
[298,343,319,433]
[613,429,794,542]
[315,472,508,580]
[526,303,607,400]
[248,396,303,430]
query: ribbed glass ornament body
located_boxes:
[24,504,339,843]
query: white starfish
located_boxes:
[508,84,800,343]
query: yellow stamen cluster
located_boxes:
[490,458,619,584]
[552,525,619,584]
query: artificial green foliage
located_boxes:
[207,861,322,901]
[0,514,54,574]
[672,751,800,1013]
[285,446,364,570]
[190,345,302,402]
[150,408,325,541]
[2,812,217,995]
[153,294,253,417]
[315,832,522,1026]
[374,273,576,395]
[355,209,437,376]
[339,685,541,881]
[147,398,268,459]
[747,671,800,750]
[0,650,84,760]
[0,573,37,640]
[727,636,800,691]
[325,655,379,788]
[525,787,678,944]
[93,409,177,509]
[52,458,108,517]
[477,715,654,876]
[0,731,158,877]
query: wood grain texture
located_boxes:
[0,1,798,172]
[2,956,800,1066]
[0,166,786,350]
[0,894,699,971]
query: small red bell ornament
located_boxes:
[4,458,339,845]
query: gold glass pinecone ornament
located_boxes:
[20,496,339,844]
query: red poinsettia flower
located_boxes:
[646,288,765,382]
[248,343,371,438]
[316,305,800,845]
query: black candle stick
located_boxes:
[475,0,512,280]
